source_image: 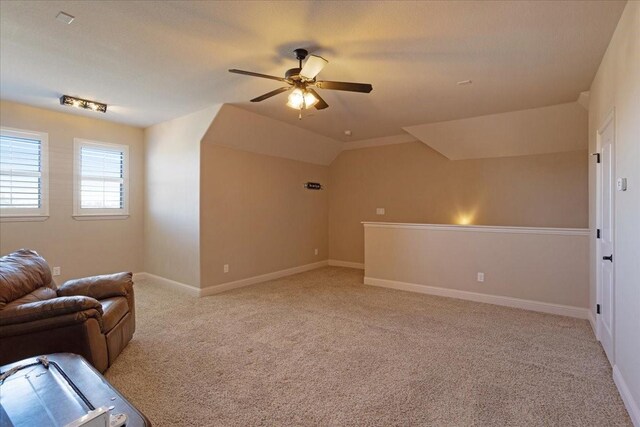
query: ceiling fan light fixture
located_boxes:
[286,89,303,109]
[286,88,318,110]
[304,91,318,108]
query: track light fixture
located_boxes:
[60,95,107,113]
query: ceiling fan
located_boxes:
[229,48,372,117]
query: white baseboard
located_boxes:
[133,272,200,297]
[135,261,329,297]
[364,277,589,319]
[614,365,640,427]
[200,260,328,297]
[328,259,365,269]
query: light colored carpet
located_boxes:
[105,267,631,426]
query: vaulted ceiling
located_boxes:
[0,1,626,142]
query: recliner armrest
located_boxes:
[0,296,102,326]
[57,272,133,301]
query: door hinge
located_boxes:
[596,304,601,315]
[592,153,601,163]
[596,229,601,239]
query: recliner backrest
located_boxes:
[0,249,54,309]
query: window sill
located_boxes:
[73,214,129,221]
[0,215,49,223]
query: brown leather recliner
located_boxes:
[0,249,136,373]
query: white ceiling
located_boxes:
[0,1,626,142]
[205,105,343,165]
[404,102,588,160]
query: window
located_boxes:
[74,139,129,218]
[0,128,49,219]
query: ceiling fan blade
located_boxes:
[229,69,288,82]
[307,88,328,110]
[300,55,328,80]
[315,81,373,93]
[250,87,291,102]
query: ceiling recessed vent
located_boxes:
[456,80,472,86]
[56,11,75,25]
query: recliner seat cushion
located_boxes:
[100,297,129,333]
[0,249,54,309]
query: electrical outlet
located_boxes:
[376,208,385,215]
[314,248,318,255]
[223,264,229,273]
[477,272,484,282]
[52,267,61,276]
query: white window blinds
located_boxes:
[0,128,48,217]
[75,140,129,216]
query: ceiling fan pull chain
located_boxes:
[299,93,307,120]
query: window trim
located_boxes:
[73,138,129,218]
[0,127,49,221]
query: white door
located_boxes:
[597,112,615,364]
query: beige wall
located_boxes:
[199,145,328,288]
[364,224,589,309]
[0,100,144,282]
[146,104,332,289]
[144,105,220,287]
[588,1,640,419]
[329,142,588,263]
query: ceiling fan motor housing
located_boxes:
[285,68,303,81]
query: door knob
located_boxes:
[603,255,613,262]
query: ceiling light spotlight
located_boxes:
[56,11,75,24]
[344,130,352,136]
[60,95,107,113]
[286,88,318,110]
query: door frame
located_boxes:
[595,107,615,353]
